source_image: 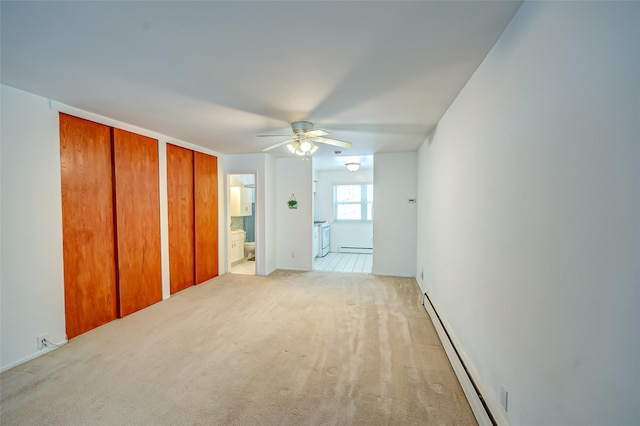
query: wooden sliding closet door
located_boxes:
[60,113,118,339]
[167,144,195,294]
[194,152,219,283]
[112,129,162,316]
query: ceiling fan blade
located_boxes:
[262,138,295,152]
[311,136,352,149]
[304,129,329,138]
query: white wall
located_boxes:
[1,85,66,371]
[0,84,223,371]
[373,152,418,277]
[416,2,640,425]
[314,168,374,252]
[264,155,277,273]
[222,153,277,275]
[276,158,313,270]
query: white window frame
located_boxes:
[333,183,373,222]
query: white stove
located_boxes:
[314,221,330,257]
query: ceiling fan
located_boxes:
[259,121,352,156]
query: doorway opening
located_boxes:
[312,155,374,273]
[228,173,256,275]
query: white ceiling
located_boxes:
[1,1,522,159]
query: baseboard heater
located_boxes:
[339,246,373,254]
[422,292,498,426]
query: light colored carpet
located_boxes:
[1,270,476,425]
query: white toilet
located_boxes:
[244,242,255,259]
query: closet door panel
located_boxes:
[194,152,219,283]
[113,129,162,316]
[167,144,195,294]
[59,113,117,339]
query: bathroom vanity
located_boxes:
[229,229,245,264]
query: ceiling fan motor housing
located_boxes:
[291,121,314,134]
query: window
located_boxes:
[334,184,373,221]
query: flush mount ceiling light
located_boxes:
[346,162,360,172]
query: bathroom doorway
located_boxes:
[228,173,256,275]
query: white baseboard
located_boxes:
[422,293,508,426]
[339,247,373,254]
[0,340,68,373]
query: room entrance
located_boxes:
[228,173,257,275]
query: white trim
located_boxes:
[422,293,507,426]
[339,246,373,254]
[0,340,68,373]
[426,295,510,425]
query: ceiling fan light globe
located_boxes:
[309,144,319,154]
[300,141,312,152]
[287,143,297,153]
[295,149,305,156]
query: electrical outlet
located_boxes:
[37,333,49,350]
[500,384,509,412]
